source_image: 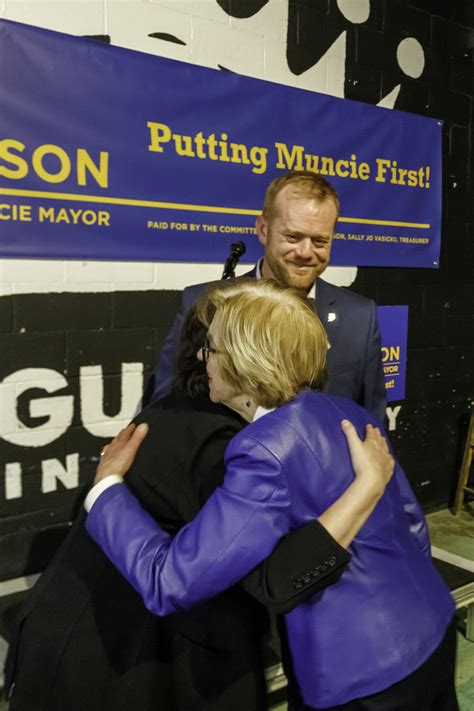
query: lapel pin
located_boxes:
[328,313,336,322]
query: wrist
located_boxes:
[85,474,124,512]
[352,474,385,501]
[94,470,124,486]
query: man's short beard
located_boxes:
[269,257,321,293]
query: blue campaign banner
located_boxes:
[377,306,408,402]
[0,21,442,266]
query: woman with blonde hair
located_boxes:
[86,280,457,711]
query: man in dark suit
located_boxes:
[153,171,386,422]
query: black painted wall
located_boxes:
[346,0,474,508]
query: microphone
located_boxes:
[221,241,246,279]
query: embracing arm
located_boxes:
[88,420,394,615]
[318,421,392,547]
[242,421,394,612]
[87,434,291,616]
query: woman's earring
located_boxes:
[245,400,252,408]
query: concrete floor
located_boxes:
[429,506,474,711]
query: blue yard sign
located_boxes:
[377,305,409,401]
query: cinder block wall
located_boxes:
[0,0,473,586]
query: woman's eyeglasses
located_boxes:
[201,336,220,363]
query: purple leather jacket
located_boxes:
[87,391,454,707]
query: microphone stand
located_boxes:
[221,241,246,279]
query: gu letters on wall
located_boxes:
[1,336,144,508]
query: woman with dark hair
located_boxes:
[5,305,392,711]
[87,280,457,711]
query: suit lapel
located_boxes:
[249,269,340,342]
[241,265,258,279]
[315,278,339,345]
